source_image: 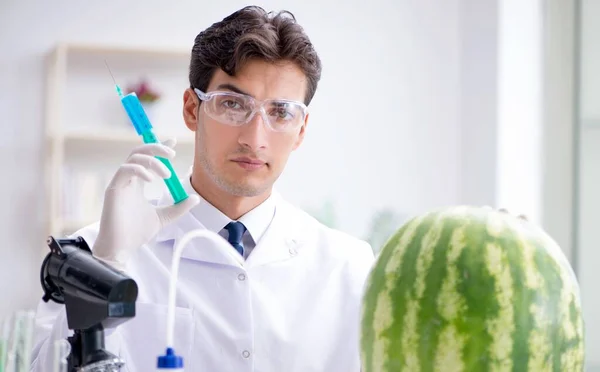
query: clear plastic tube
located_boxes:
[4,314,18,372]
[0,311,36,372]
[4,354,15,372]
[17,311,34,372]
[0,317,11,372]
[52,339,71,372]
[158,228,232,370]
[166,229,233,348]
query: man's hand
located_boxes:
[92,139,200,270]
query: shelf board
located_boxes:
[56,42,190,59]
[45,41,195,239]
[51,130,195,146]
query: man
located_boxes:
[30,6,375,372]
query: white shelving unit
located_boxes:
[44,42,196,236]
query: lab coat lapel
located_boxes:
[153,185,308,268]
[155,212,244,267]
[152,177,244,267]
[244,198,311,269]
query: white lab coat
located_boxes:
[29,191,375,372]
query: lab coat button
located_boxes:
[238,273,246,281]
[242,350,251,358]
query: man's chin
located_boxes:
[222,180,270,198]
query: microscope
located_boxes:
[40,235,138,371]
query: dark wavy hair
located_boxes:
[189,6,322,105]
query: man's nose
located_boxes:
[238,109,269,150]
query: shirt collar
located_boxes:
[178,174,277,245]
[236,193,277,244]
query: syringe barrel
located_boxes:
[120,92,153,135]
[140,131,189,204]
[117,91,189,204]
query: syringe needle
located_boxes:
[104,59,117,85]
[104,59,124,97]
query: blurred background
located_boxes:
[0,0,598,369]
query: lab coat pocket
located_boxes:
[117,302,195,372]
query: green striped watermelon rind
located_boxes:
[360,205,585,372]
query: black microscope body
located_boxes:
[40,236,138,371]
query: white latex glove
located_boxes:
[92,139,200,270]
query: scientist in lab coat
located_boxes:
[30,5,375,372]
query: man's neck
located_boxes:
[190,172,271,221]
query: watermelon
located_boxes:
[360,206,585,372]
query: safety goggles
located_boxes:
[194,88,308,132]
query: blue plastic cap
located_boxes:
[157,347,184,368]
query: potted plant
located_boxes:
[126,78,161,103]
[125,78,161,122]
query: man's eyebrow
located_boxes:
[215,83,252,97]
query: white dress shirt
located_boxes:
[186,176,277,260]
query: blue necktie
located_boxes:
[225,221,246,256]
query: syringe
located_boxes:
[105,61,189,204]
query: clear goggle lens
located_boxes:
[195,88,307,132]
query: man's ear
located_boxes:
[183,88,200,131]
[292,113,309,150]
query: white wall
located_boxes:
[541,0,577,274]
[458,0,499,206]
[0,0,481,319]
[579,0,600,121]
[577,0,600,369]
[496,0,543,223]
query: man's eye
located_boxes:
[269,105,295,120]
[222,100,242,109]
[275,109,292,119]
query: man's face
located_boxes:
[183,59,309,198]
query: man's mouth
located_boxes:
[231,157,266,170]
